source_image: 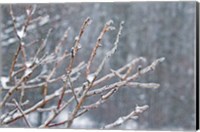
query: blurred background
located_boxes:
[0,2,196,130]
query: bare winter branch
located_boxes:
[0,6,165,128]
[102,105,149,129]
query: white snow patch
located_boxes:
[25,61,33,68]
[2,116,12,124]
[0,76,9,88]
[26,9,31,15]
[24,68,33,77]
[87,73,95,83]
[17,29,25,38]
[54,90,60,96]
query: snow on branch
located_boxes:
[102,105,149,129]
[0,6,165,129]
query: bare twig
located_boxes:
[34,28,52,59]
[86,57,165,97]
[66,21,124,128]
[57,79,67,109]
[0,66,35,108]
[66,73,79,104]
[9,5,34,81]
[82,89,117,110]
[86,20,114,77]
[102,105,149,129]
[66,17,91,73]
[1,7,165,128]
[12,99,32,127]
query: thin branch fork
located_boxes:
[0,65,35,108]
[40,94,77,128]
[66,21,124,128]
[102,105,149,129]
[82,88,117,110]
[86,20,114,77]
[51,89,118,127]
[56,19,91,113]
[9,5,34,81]
[12,99,32,127]
[1,57,163,125]
[40,72,85,128]
[56,79,67,109]
[66,73,79,104]
[67,17,91,73]
[1,57,142,92]
[1,7,165,128]
[86,57,164,97]
[55,28,70,54]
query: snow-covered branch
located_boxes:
[0,6,165,128]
